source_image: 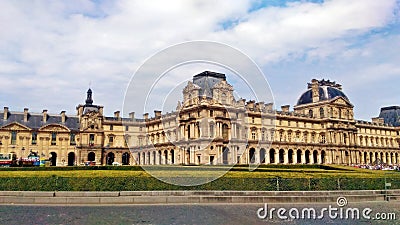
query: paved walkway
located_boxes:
[0,202,399,225]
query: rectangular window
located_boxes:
[11,131,17,145]
[210,124,214,138]
[109,136,114,145]
[110,125,113,130]
[51,132,57,145]
[89,134,95,146]
[31,132,37,145]
[70,133,76,145]
[125,126,129,131]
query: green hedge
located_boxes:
[0,177,398,191]
[0,164,347,172]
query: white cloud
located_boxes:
[0,0,398,119]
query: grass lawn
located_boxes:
[0,165,398,179]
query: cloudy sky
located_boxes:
[0,0,399,121]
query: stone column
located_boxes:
[293,150,297,164]
[284,149,288,164]
[265,149,270,165]
[317,151,321,164]
[301,150,306,164]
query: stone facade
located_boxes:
[0,71,399,166]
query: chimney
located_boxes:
[61,111,66,123]
[24,108,29,122]
[129,112,135,121]
[3,107,8,120]
[311,79,320,103]
[42,109,48,123]
[143,113,149,120]
[114,111,120,120]
[281,105,290,113]
[154,110,161,119]
[246,100,255,110]
[265,103,273,111]
[372,117,384,124]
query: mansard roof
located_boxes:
[192,71,226,98]
[0,111,79,131]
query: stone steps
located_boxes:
[0,190,397,205]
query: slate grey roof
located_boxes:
[0,111,80,131]
[379,106,400,127]
[193,71,226,98]
[297,86,350,105]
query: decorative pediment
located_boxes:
[183,81,201,93]
[39,124,70,132]
[213,80,233,91]
[330,96,353,107]
[1,122,31,131]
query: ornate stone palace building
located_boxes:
[0,71,399,166]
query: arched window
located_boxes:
[309,109,313,118]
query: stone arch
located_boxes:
[363,152,368,164]
[106,152,115,165]
[305,150,310,164]
[67,152,75,166]
[164,150,168,165]
[287,149,294,164]
[313,150,318,164]
[260,148,266,164]
[321,150,326,164]
[269,149,275,164]
[147,152,151,165]
[249,148,256,164]
[390,152,394,164]
[186,149,190,164]
[296,150,302,164]
[122,152,130,165]
[223,147,229,164]
[345,151,349,164]
[88,152,95,162]
[50,152,57,166]
[279,149,284,164]
[170,149,175,164]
